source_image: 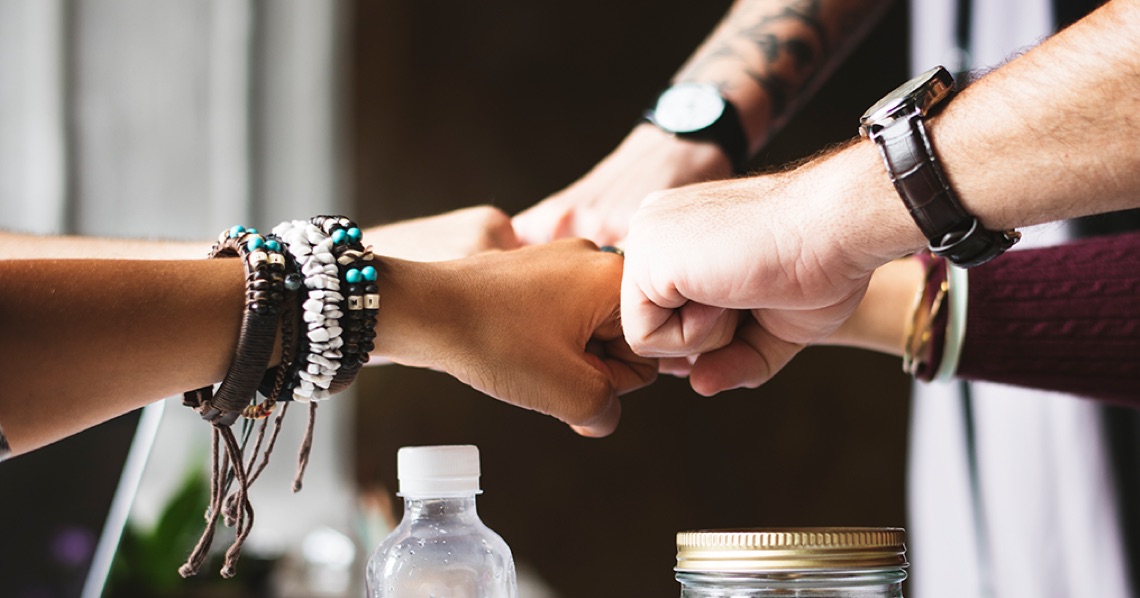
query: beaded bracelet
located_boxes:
[331,252,379,392]
[310,215,379,393]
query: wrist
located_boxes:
[806,139,928,272]
[628,122,735,181]
[369,257,456,368]
[643,83,751,174]
[823,257,924,355]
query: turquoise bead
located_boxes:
[247,228,258,235]
[265,239,281,252]
[332,229,348,244]
[346,268,362,284]
[246,236,265,251]
[347,227,363,241]
[361,266,377,281]
[229,224,246,238]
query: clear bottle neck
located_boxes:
[401,494,481,524]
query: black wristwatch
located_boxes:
[645,83,750,175]
[859,66,1020,268]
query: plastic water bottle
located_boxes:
[366,445,518,598]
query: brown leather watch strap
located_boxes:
[870,110,1019,268]
[876,117,972,237]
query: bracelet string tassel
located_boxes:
[293,402,318,493]
[180,227,292,579]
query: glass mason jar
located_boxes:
[675,527,907,597]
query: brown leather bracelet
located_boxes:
[185,228,289,425]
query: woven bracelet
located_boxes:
[180,224,298,580]
[251,253,303,417]
[184,227,289,425]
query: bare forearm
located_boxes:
[935,0,1140,232]
[0,240,647,454]
[0,259,244,453]
[674,0,895,151]
[794,1,1140,271]
[0,256,451,454]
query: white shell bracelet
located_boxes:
[273,220,344,401]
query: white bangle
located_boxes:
[935,264,969,382]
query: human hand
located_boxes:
[367,205,519,262]
[620,141,921,395]
[658,256,925,380]
[513,124,734,246]
[374,239,657,437]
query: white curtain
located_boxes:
[907,1,1131,597]
[0,0,361,594]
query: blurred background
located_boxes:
[0,0,910,596]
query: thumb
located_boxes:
[688,317,804,396]
[513,200,573,245]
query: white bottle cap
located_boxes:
[397,445,482,497]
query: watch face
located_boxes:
[652,83,726,134]
[860,66,953,131]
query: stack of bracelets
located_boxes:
[179,216,379,579]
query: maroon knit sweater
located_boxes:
[956,231,1140,404]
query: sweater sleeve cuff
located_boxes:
[955,232,1140,403]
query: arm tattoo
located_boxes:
[679,0,869,126]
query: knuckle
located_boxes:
[470,205,510,227]
[640,189,668,208]
[626,335,656,357]
[568,237,600,252]
[562,382,611,427]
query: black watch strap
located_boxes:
[644,94,750,175]
[870,111,1020,268]
[699,99,749,176]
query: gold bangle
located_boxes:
[912,278,948,375]
[902,256,948,375]
[901,271,927,373]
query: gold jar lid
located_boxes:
[676,527,907,573]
